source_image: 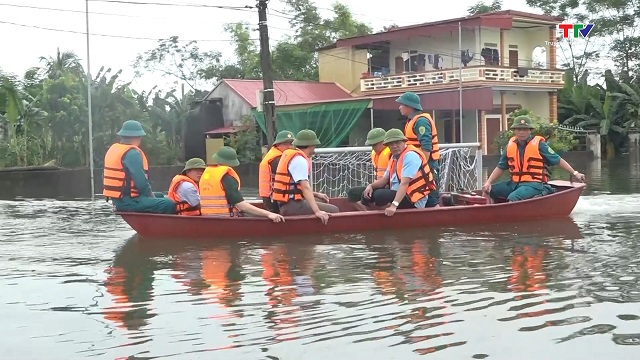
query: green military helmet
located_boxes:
[211,146,240,167]
[510,115,536,130]
[395,92,423,111]
[365,128,386,145]
[382,128,408,145]
[117,119,146,137]
[274,130,295,145]
[182,158,207,174]
[292,129,321,147]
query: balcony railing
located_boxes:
[360,66,564,92]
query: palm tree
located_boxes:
[38,48,83,80]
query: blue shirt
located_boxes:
[497,135,561,171]
[122,149,152,197]
[384,151,428,208]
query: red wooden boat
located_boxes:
[117,180,586,239]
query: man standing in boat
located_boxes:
[396,91,441,204]
[347,127,391,211]
[259,130,295,213]
[199,146,285,222]
[271,129,339,224]
[102,120,177,214]
[482,115,586,202]
[362,129,439,215]
[167,158,207,216]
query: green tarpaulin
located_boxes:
[253,99,370,147]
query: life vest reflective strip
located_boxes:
[506,135,549,183]
[404,112,440,161]
[199,165,242,216]
[387,145,437,203]
[272,149,311,203]
[259,147,283,198]
[102,143,149,199]
[167,174,201,216]
[371,147,392,180]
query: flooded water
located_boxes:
[1,158,640,359]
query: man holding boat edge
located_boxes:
[199,146,285,222]
[362,128,438,216]
[272,129,338,224]
[103,120,177,214]
[482,115,586,202]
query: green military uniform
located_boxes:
[395,92,439,203]
[110,120,177,214]
[489,116,560,202]
[347,128,386,202]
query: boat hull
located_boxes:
[117,180,586,239]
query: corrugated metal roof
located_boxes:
[222,79,354,107]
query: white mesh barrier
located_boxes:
[311,143,483,198]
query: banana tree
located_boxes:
[610,82,640,129]
[565,92,626,159]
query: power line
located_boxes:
[0,19,252,42]
[87,0,253,11]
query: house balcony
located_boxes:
[360,66,564,93]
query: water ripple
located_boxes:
[1,196,640,359]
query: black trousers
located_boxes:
[262,197,280,213]
[360,189,414,209]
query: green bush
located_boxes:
[493,109,578,154]
[224,115,262,163]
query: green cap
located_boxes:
[211,146,240,167]
[292,129,321,147]
[395,92,423,111]
[117,120,146,137]
[382,128,408,144]
[365,128,386,145]
[510,115,535,129]
[274,130,295,145]
[182,158,206,173]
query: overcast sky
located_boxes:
[1,0,539,91]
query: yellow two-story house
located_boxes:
[317,10,564,154]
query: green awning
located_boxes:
[253,99,370,147]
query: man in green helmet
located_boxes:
[102,120,177,214]
[483,115,585,202]
[395,91,441,204]
[347,128,392,211]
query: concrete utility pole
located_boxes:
[257,0,276,146]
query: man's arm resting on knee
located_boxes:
[486,151,508,184]
[235,201,278,218]
[222,174,275,218]
[299,180,322,213]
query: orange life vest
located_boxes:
[271,149,312,203]
[102,143,149,199]
[371,147,392,180]
[259,146,283,198]
[199,165,242,216]
[404,112,440,161]
[167,174,201,216]
[387,145,437,203]
[506,135,550,183]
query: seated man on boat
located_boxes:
[482,115,586,202]
[199,146,285,222]
[347,128,391,211]
[167,158,206,216]
[259,130,295,213]
[103,120,177,214]
[272,129,339,224]
[362,129,439,216]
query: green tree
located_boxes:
[132,36,223,91]
[467,0,502,15]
